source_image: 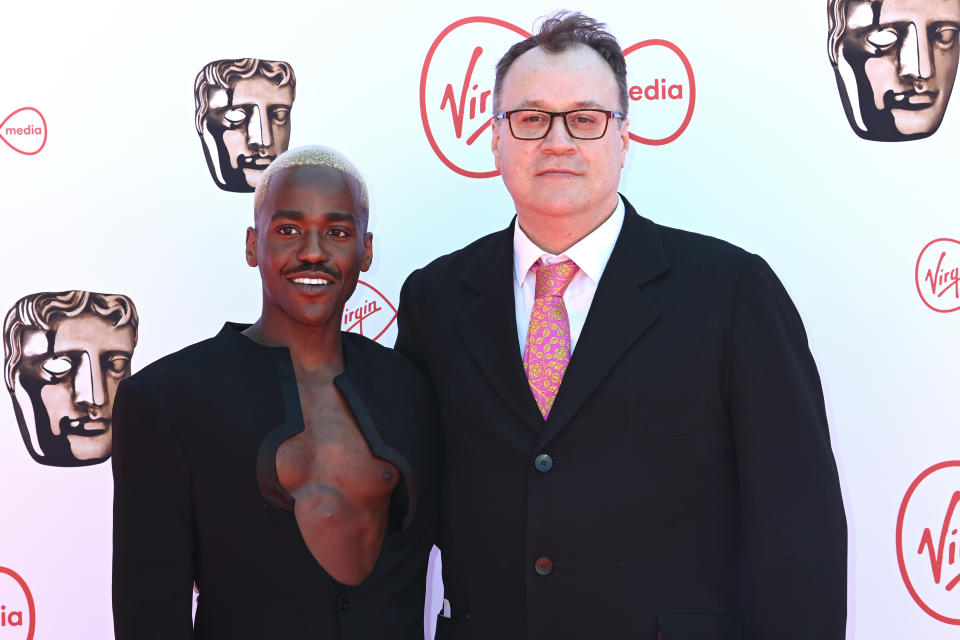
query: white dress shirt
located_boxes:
[513,195,626,355]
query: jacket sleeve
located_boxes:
[728,254,847,639]
[395,268,425,369]
[112,377,195,639]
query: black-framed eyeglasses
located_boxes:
[494,109,625,140]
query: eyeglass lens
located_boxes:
[508,110,610,140]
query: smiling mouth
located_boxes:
[60,417,108,437]
[287,275,336,293]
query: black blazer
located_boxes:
[396,198,847,640]
[112,324,439,639]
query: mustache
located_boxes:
[281,263,341,279]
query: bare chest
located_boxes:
[275,381,399,501]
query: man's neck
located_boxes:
[243,308,344,377]
[516,195,619,255]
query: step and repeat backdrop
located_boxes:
[1,0,959,638]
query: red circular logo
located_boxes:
[896,461,960,625]
[420,19,697,178]
[420,17,531,179]
[916,238,960,313]
[341,280,397,343]
[0,108,47,155]
[622,39,696,146]
[0,566,36,640]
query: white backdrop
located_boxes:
[1,1,959,638]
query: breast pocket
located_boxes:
[656,612,744,639]
[629,397,706,439]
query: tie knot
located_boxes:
[533,259,580,299]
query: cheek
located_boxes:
[597,143,625,183]
[498,145,530,185]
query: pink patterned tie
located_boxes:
[523,259,580,419]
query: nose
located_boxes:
[899,22,934,80]
[298,229,329,263]
[73,352,106,408]
[540,114,577,153]
[246,104,273,149]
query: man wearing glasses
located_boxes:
[397,10,847,639]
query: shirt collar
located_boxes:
[513,195,626,287]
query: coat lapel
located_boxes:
[456,220,545,434]
[536,198,670,450]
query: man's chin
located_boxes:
[288,305,344,330]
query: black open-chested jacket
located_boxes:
[112,323,439,639]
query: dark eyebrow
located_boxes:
[518,100,607,110]
[324,212,358,223]
[270,209,306,221]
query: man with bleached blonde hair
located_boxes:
[112,145,439,639]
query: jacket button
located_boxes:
[340,598,349,611]
[534,556,553,576]
[534,453,553,472]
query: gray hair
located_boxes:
[253,145,370,226]
[494,11,628,115]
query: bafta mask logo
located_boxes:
[194,58,296,192]
[3,291,138,467]
[828,0,960,141]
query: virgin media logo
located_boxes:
[341,280,397,343]
[897,461,960,625]
[0,108,47,155]
[916,239,960,313]
[623,40,695,146]
[420,17,530,178]
[0,567,35,639]
[420,18,697,178]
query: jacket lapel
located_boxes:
[456,220,545,434]
[536,198,670,450]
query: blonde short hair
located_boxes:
[253,145,369,226]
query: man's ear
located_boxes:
[619,117,630,168]
[491,118,502,171]
[245,227,258,267]
[360,232,373,272]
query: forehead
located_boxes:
[19,315,134,358]
[500,44,619,109]
[207,77,294,110]
[262,165,358,217]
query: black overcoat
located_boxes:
[396,197,847,640]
